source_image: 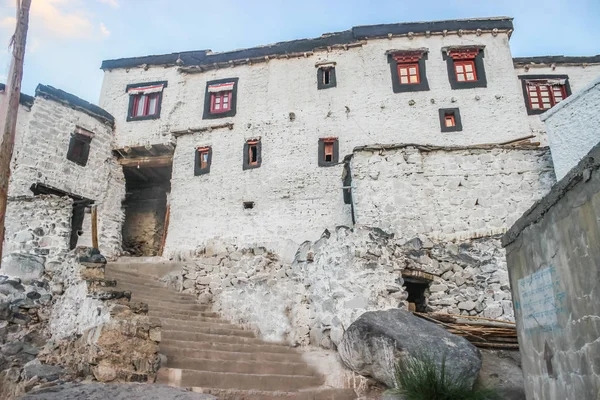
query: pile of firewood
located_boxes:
[414,312,519,350]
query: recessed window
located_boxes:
[388,51,429,93]
[194,146,212,176]
[243,201,255,209]
[444,48,486,89]
[67,132,92,167]
[126,81,167,121]
[439,108,462,132]
[317,65,336,90]
[243,139,261,170]
[519,75,571,115]
[203,78,238,119]
[318,138,339,167]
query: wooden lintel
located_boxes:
[171,123,234,137]
[119,155,172,168]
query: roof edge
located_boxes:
[513,55,600,65]
[0,83,35,107]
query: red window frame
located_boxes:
[526,82,567,111]
[131,93,160,118]
[247,141,259,165]
[444,114,456,127]
[210,91,232,114]
[397,63,420,85]
[454,60,477,82]
[197,147,210,170]
[324,141,335,162]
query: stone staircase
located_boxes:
[105,261,357,400]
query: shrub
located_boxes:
[386,353,500,400]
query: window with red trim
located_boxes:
[444,114,455,128]
[526,82,567,111]
[198,147,210,169]
[324,142,334,162]
[247,141,259,166]
[397,63,420,84]
[131,93,160,117]
[210,91,232,114]
[454,60,477,82]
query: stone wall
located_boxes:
[349,145,555,242]
[514,64,600,141]
[503,143,600,400]
[2,196,72,272]
[178,226,515,349]
[542,77,600,180]
[8,94,124,258]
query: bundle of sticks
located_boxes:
[414,312,519,350]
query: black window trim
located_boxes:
[317,66,337,90]
[438,108,462,132]
[67,133,92,167]
[518,74,572,115]
[194,146,212,176]
[243,139,262,170]
[203,77,239,120]
[443,48,487,90]
[318,138,339,167]
[388,51,430,93]
[125,80,168,122]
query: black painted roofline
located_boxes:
[513,55,600,65]
[101,17,514,70]
[35,84,115,126]
[0,83,35,107]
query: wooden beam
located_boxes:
[91,205,98,250]
[0,0,31,261]
[119,155,172,168]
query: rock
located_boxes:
[229,251,243,261]
[1,341,24,355]
[458,300,476,311]
[21,382,217,399]
[338,309,481,388]
[23,360,65,381]
[76,247,107,266]
[93,361,117,382]
[478,349,525,400]
[197,292,212,304]
[429,284,448,293]
[0,253,45,283]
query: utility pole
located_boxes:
[0,0,31,262]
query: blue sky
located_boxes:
[1,0,599,103]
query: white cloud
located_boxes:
[31,0,95,39]
[97,0,119,8]
[100,22,110,37]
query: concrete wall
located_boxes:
[502,143,600,400]
[7,95,125,257]
[514,64,600,142]
[100,32,536,255]
[542,77,600,180]
[350,145,555,242]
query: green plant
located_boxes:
[386,353,500,400]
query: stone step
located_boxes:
[162,325,254,338]
[160,347,304,364]
[166,357,315,376]
[154,317,234,330]
[162,330,271,345]
[142,302,208,312]
[148,309,218,319]
[190,387,357,400]
[157,368,323,391]
[160,339,295,355]
[131,295,199,305]
[106,262,184,277]
[150,316,233,326]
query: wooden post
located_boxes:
[0,0,32,262]
[91,205,99,250]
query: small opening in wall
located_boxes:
[324,142,334,162]
[444,113,456,127]
[323,68,331,85]
[243,201,255,209]
[248,141,258,165]
[404,281,429,313]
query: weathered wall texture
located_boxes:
[503,143,600,400]
[350,145,555,242]
[514,64,600,141]
[2,196,72,270]
[8,94,124,258]
[542,77,600,180]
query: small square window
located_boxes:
[243,139,261,170]
[454,60,477,82]
[210,91,232,113]
[397,63,420,84]
[194,146,212,176]
[243,201,255,209]
[439,108,462,132]
[317,66,336,90]
[126,81,167,121]
[444,49,486,89]
[67,133,91,167]
[389,51,429,93]
[319,138,339,167]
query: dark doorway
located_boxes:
[122,165,171,256]
[404,280,429,312]
[30,183,93,250]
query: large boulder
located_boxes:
[0,254,45,283]
[338,309,482,388]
